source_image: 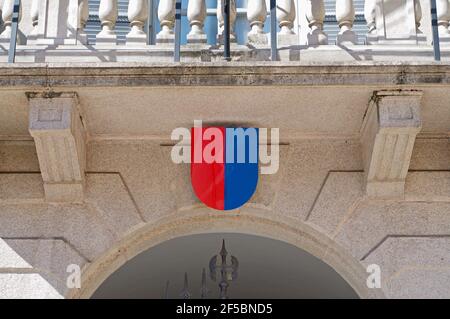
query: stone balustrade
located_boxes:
[0,0,450,61]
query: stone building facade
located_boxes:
[0,0,449,298]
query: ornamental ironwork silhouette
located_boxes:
[164,239,239,299]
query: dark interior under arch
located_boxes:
[92,233,359,299]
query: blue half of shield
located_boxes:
[224,128,259,210]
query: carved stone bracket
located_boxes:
[361,90,423,198]
[28,92,86,203]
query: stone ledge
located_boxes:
[0,62,450,88]
[1,43,449,62]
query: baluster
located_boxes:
[247,0,267,45]
[364,0,425,45]
[217,0,237,44]
[96,0,118,45]
[0,0,22,42]
[437,0,450,37]
[277,0,297,45]
[306,0,327,45]
[30,0,39,35]
[414,0,422,31]
[127,0,149,45]
[78,0,89,44]
[414,0,426,43]
[187,0,207,44]
[364,0,377,44]
[336,0,357,44]
[157,0,176,44]
[0,0,14,40]
[364,0,376,34]
[27,0,39,44]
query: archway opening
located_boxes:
[91,233,358,299]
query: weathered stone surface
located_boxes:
[85,173,145,236]
[1,238,88,296]
[87,142,177,220]
[0,173,44,201]
[410,138,450,170]
[362,237,450,299]
[247,33,268,46]
[273,140,362,220]
[405,171,450,201]
[306,172,364,236]
[0,203,115,262]
[334,201,450,261]
[0,274,63,299]
[0,239,32,268]
[0,172,146,258]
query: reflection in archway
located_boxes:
[92,233,358,299]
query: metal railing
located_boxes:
[431,0,441,61]
[173,0,277,62]
[7,0,20,63]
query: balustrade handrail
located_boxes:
[2,0,448,64]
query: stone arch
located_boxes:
[68,208,385,299]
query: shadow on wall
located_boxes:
[0,238,70,299]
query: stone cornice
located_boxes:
[1,62,450,88]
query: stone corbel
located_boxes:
[360,90,423,199]
[28,92,86,203]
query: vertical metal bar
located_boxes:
[152,0,159,45]
[430,0,441,61]
[223,0,231,61]
[8,0,21,64]
[146,0,152,45]
[270,0,277,61]
[174,0,182,62]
